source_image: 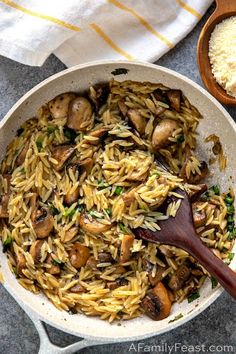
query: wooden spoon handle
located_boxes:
[216,0,236,13]
[184,236,236,299]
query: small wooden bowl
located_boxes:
[197,0,236,106]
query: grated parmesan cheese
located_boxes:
[209,16,236,98]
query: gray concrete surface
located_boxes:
[0,3,235,353]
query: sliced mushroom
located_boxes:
[192,202,207,227]
[188,184,207,201]
[46,255,61,275]
[98,252,113,263]
[70,283,86,293]
[152,119,179,151]
[29,240,44,264]
[63,227,78,243]
[120,234,134,263]
[141,282,172,320]
[167,89,182,112]
[48,93,77,119]
[69,242,90,269]
[118,100,128,117]
[86,256,98,270]
[127,109,146,135]
[107,278,128,290]
[142,259,167,286]
[89,84,110,112]
[79,214,112,235]
[78,158,93,177]
[16,141,30,166]
[0,193,10,218]
[168,263,191,291]
[64,186,80,206]
[189,161,209,184]
[85,127,110,145]
[32,208,54,239]
[51,144,75,171]
[16,253,26,276]
[67,97,93,132]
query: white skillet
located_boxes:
[0,61,235,354]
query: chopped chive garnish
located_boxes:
[63,208,76,218]
[12,266,17,276]
[211,277,218,289]
[227,215,234,223]
[118,223,126,231]
[229,228,236,240]
[228,253,235,261]
[188,292,200,303]
[52,259,61,265]
[228,223,234,231]
[3,236,12,253]
[114,186,123,195]
[168,313,183,323]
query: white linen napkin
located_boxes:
[0,0,213,67]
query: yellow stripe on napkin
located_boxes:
[176,0,202,20]
[108,0,173,48]
[0,0,81,32]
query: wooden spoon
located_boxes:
[197,0,236,106]
[133,188,236,299]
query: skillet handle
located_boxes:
[33,319,109,354]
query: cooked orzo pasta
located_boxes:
[0,80,235,322]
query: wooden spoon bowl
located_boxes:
[197,0,236,106]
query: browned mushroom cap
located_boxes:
[64,186,80,206]
[63,227,78,243]
[120,234,134,263]
[46,255,60,275]
[69,242,90,269]
[107,278,128,290]
[141,282,172,320]
[51,144,75,171]
[29,240,44,264]
[192,202,207,227]
[16,253,26,276]
[16,141,30,166]
[118,100,128,117]
[152,119,179,151]
[127,109,146,135]
[168,263,191,291]
[48,93,77,119]
[32,208,54,239]
[79,214,112,235]
[67,97,94,131]
[167,90,182,112]
[70,283,86,293]
[98,252,113,263]
[78,158,93,176]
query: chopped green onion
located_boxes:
[228,253,235,261]
[49,204,59,216]
[36,138,43,151]
[228,223,234,231]
[211,277,218,289]
[3,236,12,253]
[12,266,17,276]
[63,208,76,219]
[188,292,200,303]
[105,208,112,217]
[168,313,183,323]
[227,215,234,223]
[225,195,233,205]
[209,185,220,196]
[47,125,56,134]
[227,205,235,215]
[229,228,236,240]
[114,186,123,195]
[176,135,185,144]
[118,223,126,232]
[63,127,77,143]
[52,259,62,265]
